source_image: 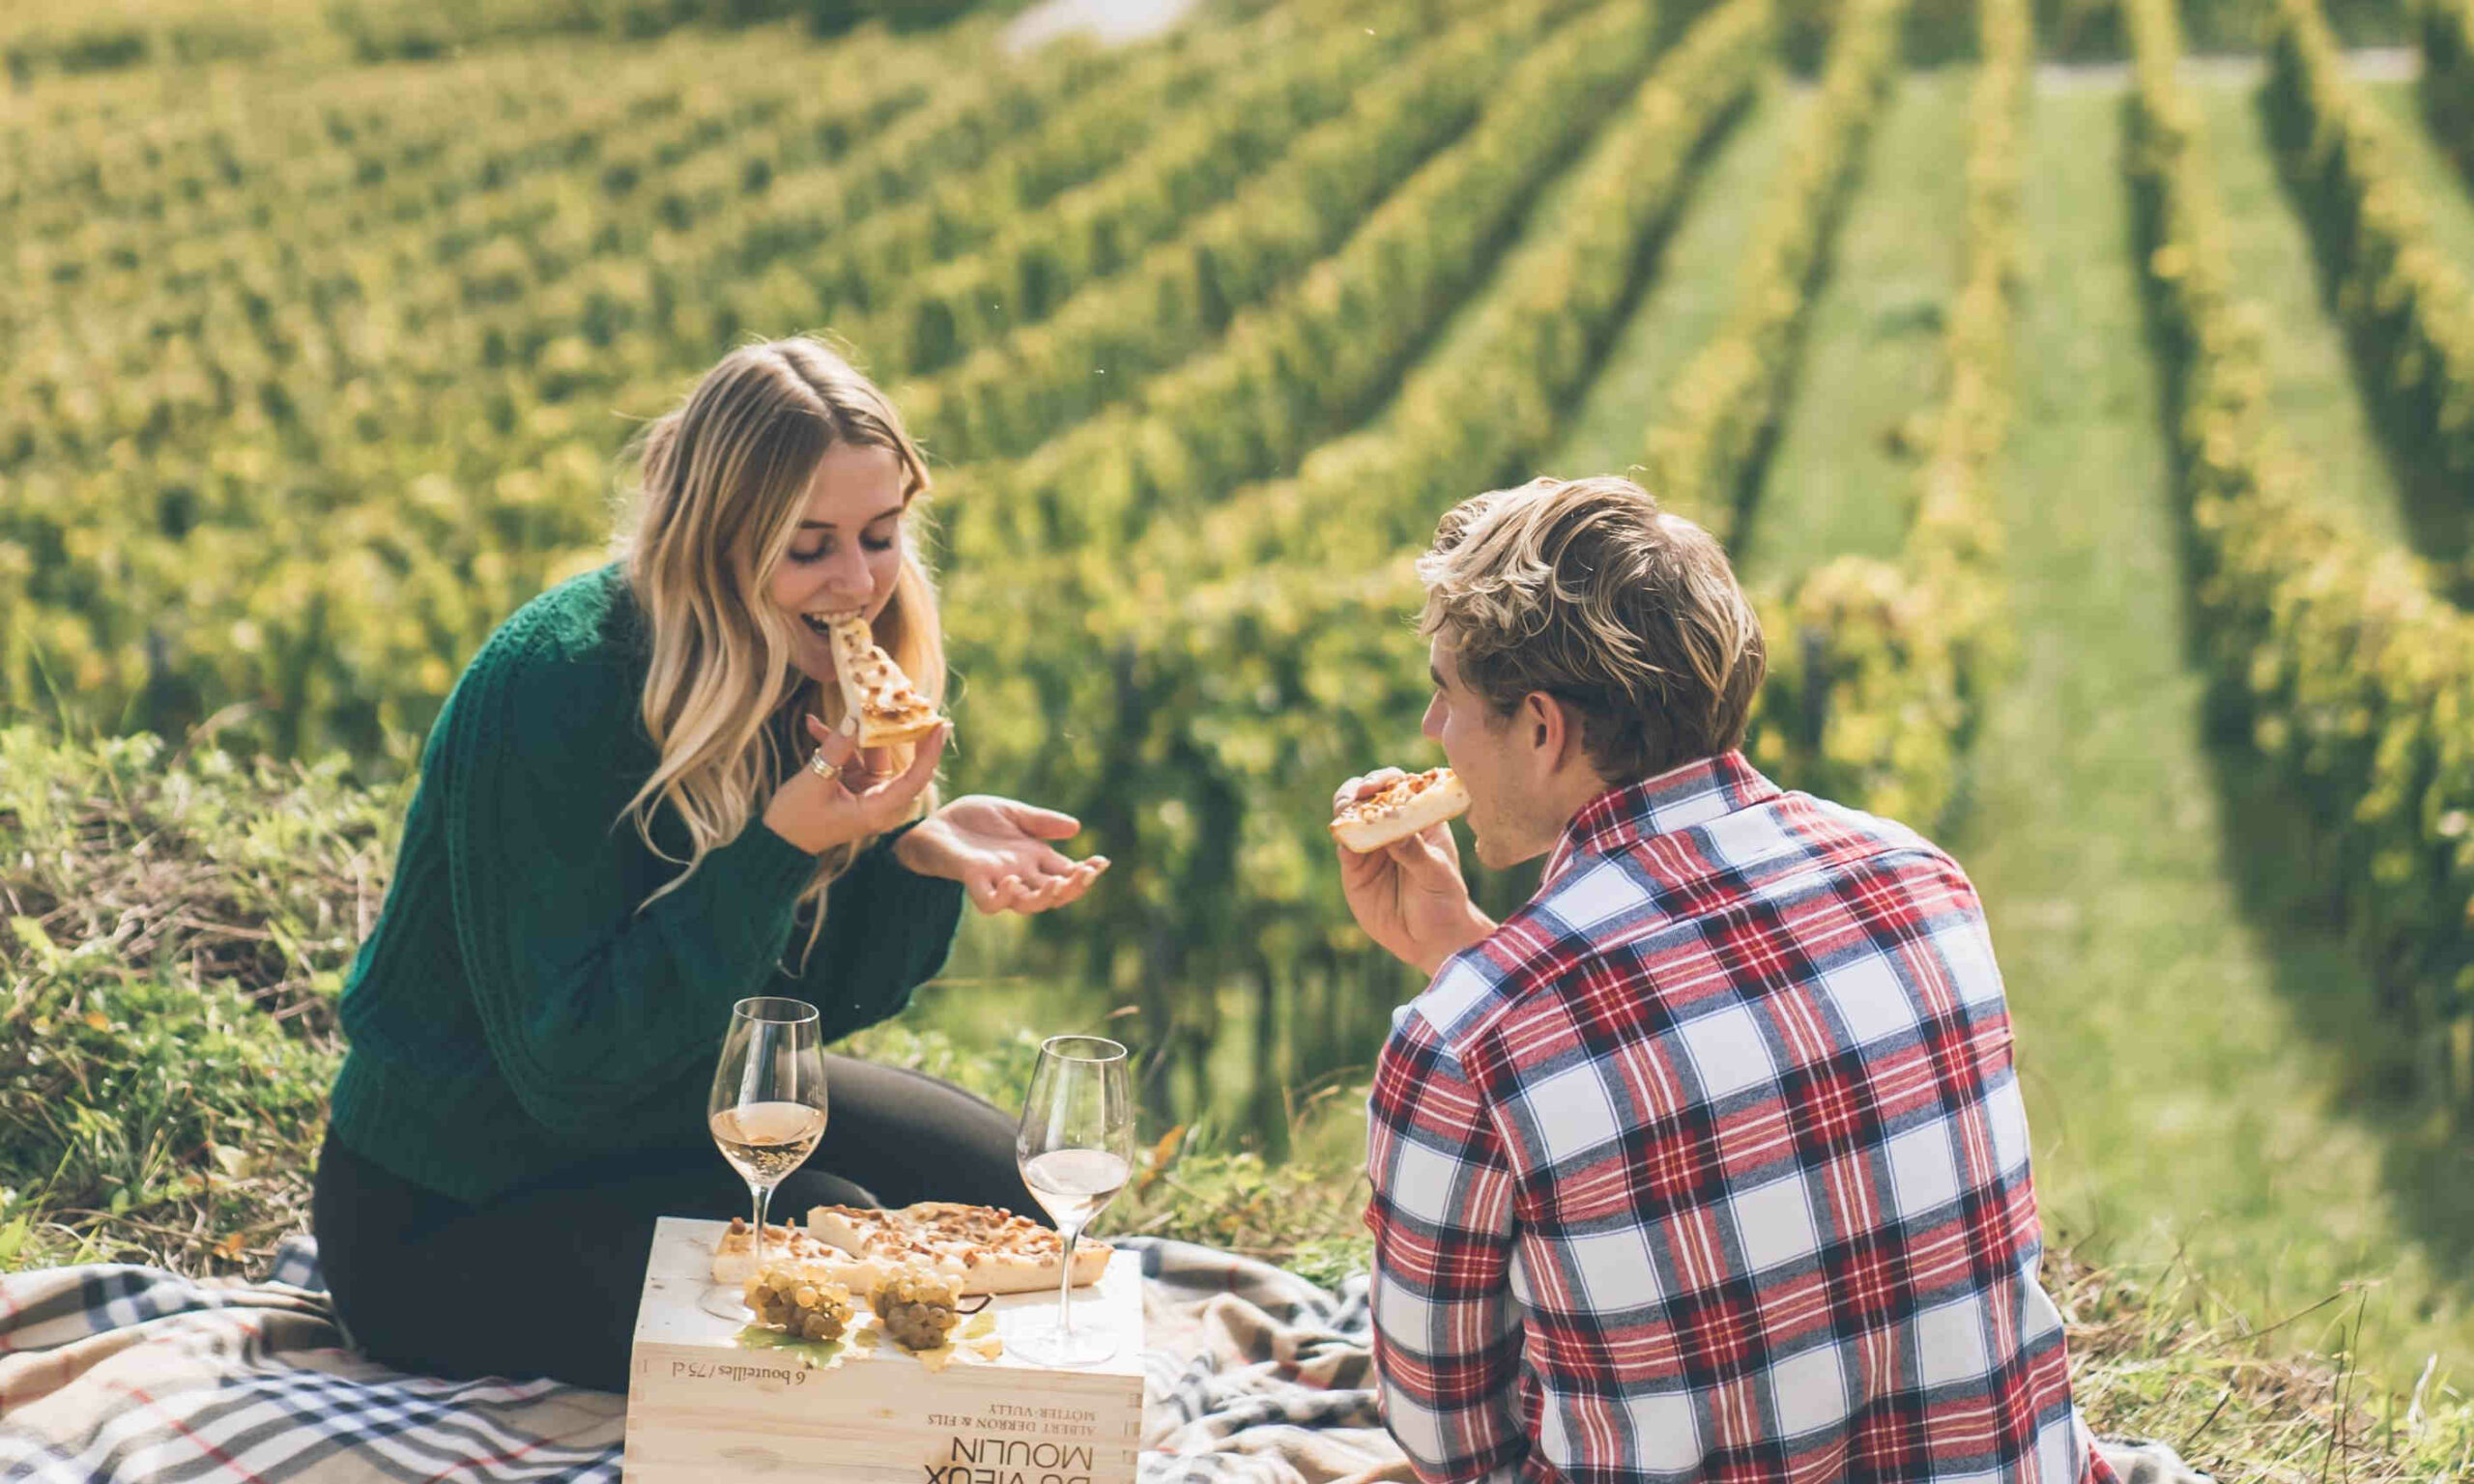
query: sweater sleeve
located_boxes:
[439,640,826,1137]
[790,821,967,1038]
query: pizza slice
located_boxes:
[823,613,944,748]
[806,1201,1112,1295]
[1330,766,1470,852]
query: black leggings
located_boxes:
[311,1055,1036,1393]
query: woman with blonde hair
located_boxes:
[311,337,1106,1391]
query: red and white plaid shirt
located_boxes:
[1365,753,2109,1484]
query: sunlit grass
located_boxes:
[1957,78,2474,1390]
[1547,72,1810,480]
[1738,64,1973,591]
[2190,76,2415,546]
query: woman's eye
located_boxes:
[861,534,895,553]
[789,542,830,563]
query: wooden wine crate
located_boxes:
[622,1216,1145,1484]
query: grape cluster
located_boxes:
[744,1265,855,1343]
[870,1267,964,1353]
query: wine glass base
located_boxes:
[1009,1325,1117,1368]
[696,1283,756,1324]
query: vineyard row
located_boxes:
[941,0,1906,1031]
[2124,0,2474,1111]
[1759,0,2027,830]
[2263,0,2474,534]
[0,0,1434,752]
[2422,0,2474,187]
[931,0,1667,575]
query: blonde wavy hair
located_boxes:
[618,336,943,922]
[1416,474,1765,784]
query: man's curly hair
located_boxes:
[1416,475,1766,785]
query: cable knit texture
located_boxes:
[328,564,964,1203]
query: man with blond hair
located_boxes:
[1333,476,2109,1483]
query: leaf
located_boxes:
[10,917,58,966]
[83,1012,109,1032]
[1135,1124,1186,1193]
[0,1217,27,1266]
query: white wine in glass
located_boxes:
[698,997,829,1322]
[1013,1035,1135,1368]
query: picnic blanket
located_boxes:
[0,1238,2205,1483]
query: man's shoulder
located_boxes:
[1774,786,1950,863]
[1654,786,1976,922]
[1396,792,1978,1057]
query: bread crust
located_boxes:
[710,1204,1111,1293]
[1330,767,1470,852]
[710,1217,845,1286]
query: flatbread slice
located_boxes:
[823,613,944,747]
[1331,767,1469,852]
[710,1216,847,1286]
[806,1202,1111,1295]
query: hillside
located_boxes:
[6,0,2474,1444]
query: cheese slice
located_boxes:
[1330,767,1470,852]
[824,614,944,748]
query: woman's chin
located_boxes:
[791,649,837,688]
[785,629,838,688]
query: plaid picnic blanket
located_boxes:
[0,1238,2205,1483]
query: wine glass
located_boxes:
[698,996,830,1321]
[1012,1035,1135,1367]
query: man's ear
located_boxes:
[1521,691,1568,766]
[1524,692,1597,776]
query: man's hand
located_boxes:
[1333,768,1496,978]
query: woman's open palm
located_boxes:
[894,794,1109,915]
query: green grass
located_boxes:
[1738,65,1975,591]
[2190,75,2415,547]
[1546,72,1810,480]
[1958,78,2474,1394]
[0,729,399,1271]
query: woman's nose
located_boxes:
[822,547,872,597]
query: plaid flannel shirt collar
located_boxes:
[1540,748,1780,886]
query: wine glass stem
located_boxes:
[751,1183,771,1275]
[1056,1228,1078,1343]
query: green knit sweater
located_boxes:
[329,564,964,1204]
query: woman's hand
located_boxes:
[1333,768,1496,978]
[762,716,949,855]
[892,795,1109,915]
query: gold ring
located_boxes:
[808,748,837,778]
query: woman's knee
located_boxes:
[815,1056,1038,1213]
